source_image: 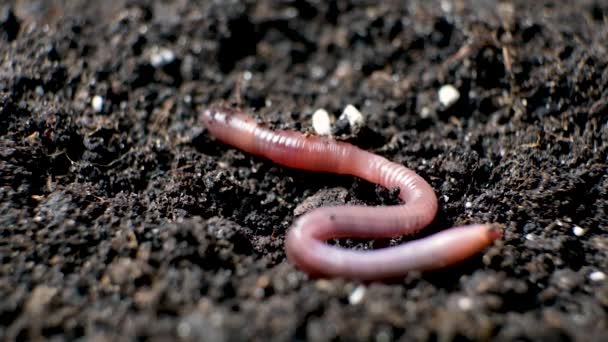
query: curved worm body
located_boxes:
[202,107,500,280]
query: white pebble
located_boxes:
[310,65,325,79]
[348,285,366,305]
[162,49,175,61]
[419,106,431,119]
[243,71,252,81]
[177,322,191,338]
[572,226,585,237]
[312,109,332,136]
[150,48,175,67]
[340,104,365,130]
[589,271,606,282]
[525,233,535,241]
[438,84,460,107]
[375,329,391,342]
[440,0,453,12]
[464,201,473,209]
[91,95,104,112]
[457,296,473,311]
[150,54,163,67]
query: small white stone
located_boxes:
[210,312,224,326]
[161,49,175,63]
[525,233,535,241]
[35,86,45,96]
[464,201,473,209]
[310,65,325,79]
[150,54,163,67]
[177,322,191,338]
[420,106,431,119]
[287,272,299,286]
[150,48,175,67]
[440,0,453,12]
[91,95,104,112]
[340,104,365,130]
[312,109,332,136]
[375,329,391,342]
[243,71,252,81]
[572,226,585,237]
[253,287,264,299]
[589,271,606,282]
[457,296,473,311]
[438,84,460,107]
[348,285,366,305]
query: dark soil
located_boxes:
[1,0,607,341]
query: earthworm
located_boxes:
[202,107,501,280]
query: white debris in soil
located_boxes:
[572,225,586,237]
[150,47,175,67]
[91,95,104,112]
[177,322,192,338]
[525,233,535,241]
[312,108,332,136]
[440,0,453,13]
[340,104,365,131]
[310,65,325,79]
[457,296,473,311]
[242,70,252,81]
[589,271,606,282]
[438,84,460,107]
[348,285,366,305]
[375,329,392,342]
[419,106,431,119]
[464,201,473,209]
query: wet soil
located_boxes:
[1,0,607,341]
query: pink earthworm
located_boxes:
[202,107,501,280]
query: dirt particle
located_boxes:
[1,6,20,41]
[25,286,58,315]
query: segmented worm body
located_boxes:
[202,107,500,280]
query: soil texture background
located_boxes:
[1,0,607,341]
